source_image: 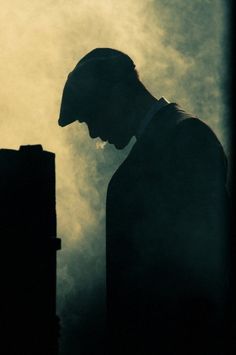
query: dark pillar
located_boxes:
[0,145,61,355]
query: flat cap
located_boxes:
[58,48,135,127]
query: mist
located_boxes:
[0,0,230,354]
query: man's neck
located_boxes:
[135,97,170,139]
[131,89,159,138]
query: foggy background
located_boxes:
[0,0,231,353]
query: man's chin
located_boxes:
[107,135,132,150]
[113,140,129,150]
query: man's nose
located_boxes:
[88,126,98,139]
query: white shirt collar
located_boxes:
[135,97,170,139]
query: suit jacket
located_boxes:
[106,103,230,355]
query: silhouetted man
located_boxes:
[58,48,230,354]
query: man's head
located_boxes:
[58,48,142,149]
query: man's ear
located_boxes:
[110,80,132,101]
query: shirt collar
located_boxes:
[135,97,170,139]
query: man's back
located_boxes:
[106,103,230,354]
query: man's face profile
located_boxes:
[78,82,134,149]
[78,113,132,150]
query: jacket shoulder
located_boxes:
[171,114,228,182]
[174,114,226,158]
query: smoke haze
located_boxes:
[0,0,230,353]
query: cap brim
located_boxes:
[58,77,79,127]
[58,114,76,127]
